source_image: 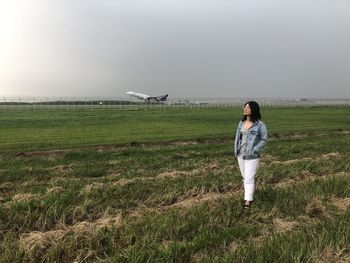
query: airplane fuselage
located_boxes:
[126,91,151,100]
[126,91,168,103]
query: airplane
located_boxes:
[126,91,168,103]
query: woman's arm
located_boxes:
[233,121,242,157]
[253,122,268,154]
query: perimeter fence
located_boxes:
[0,97,349,111]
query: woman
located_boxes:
[234,101,268,208]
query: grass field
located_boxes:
[0,107,349,262]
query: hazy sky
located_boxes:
[1,0,349,98]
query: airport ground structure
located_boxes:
[0,96,349,111]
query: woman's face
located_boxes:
[243,103,251,116]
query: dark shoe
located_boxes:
[244,200,253,209]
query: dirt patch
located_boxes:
[322,152,341,159]
[172,141,199,146]
[289,134,309,139]
[24,166,33,172]
[314,246,350,263]
[47,187,65,195]
[111,176,160,186]
[49,177,80,184]
[157,163,222,179]
[157,170,192,179]
[20,230,66,254]
[271,157,312,165]
[339,130,350,135]
[269,152,342,166]
[128,209,144,218]
[21,181,41,187]
[72,213,122,233]
[108,160,120,166]
[75,212,122,232]
[191,252,207,263]
[80,183,105,194]
[273,171,317,187]
[275,179,297,188]
[202,163,221,171]
[229,241,239,252]
[262,154,278,161]
[0,182,12,192]
[113,178,136,186]
[306,199,329,218]
[12,193,37,202]
[20,213,122,255]
[111,172,190,186]
[250,228,271,248]
[330,196,350,211]
[3,193,38,209]
[273,218,298,234]
[159,240,173,250]
[299,171,316,180]
[269,132,329,141]
[169,191,234,210]
[260,154,278,166]
[15,149,72,158]
[71,163,225,190]
[296,215,317,225]
[105,172,121,180]
[49,164,74,175]
[172,151,202,159]
[222,165,236,172]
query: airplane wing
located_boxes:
[149,94,168,102]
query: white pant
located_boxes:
[237,157,260,201]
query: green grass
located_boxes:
[0,107,349,262]
[0,107,349,152]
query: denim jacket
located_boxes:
[234,120,268,160]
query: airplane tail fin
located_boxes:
[160,94,168,101]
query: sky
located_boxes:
[0,0,350,99]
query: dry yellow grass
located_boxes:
[330,196,350,212]
[12,193,37,202]
[273,218,298,234]
[314,246,350,263]
[306,199,329,218]
[80,183,105,194]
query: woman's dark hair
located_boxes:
[241,101,261,122]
